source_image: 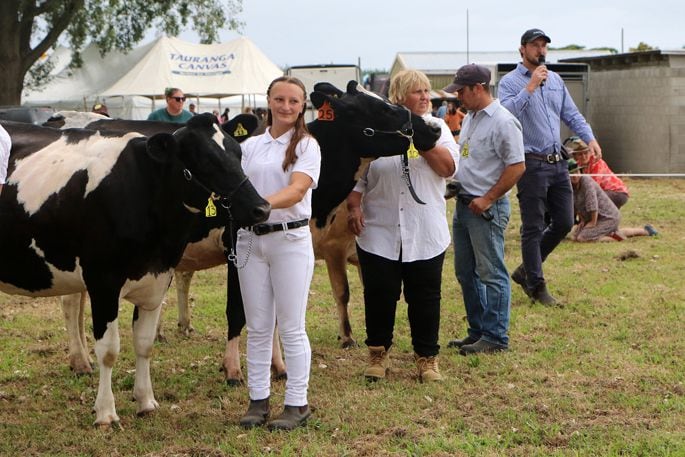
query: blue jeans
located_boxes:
[452,197,511,346]
[516,159,574,289]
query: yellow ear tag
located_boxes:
[461,143,470,158]
[317,100,335,121]
[407,140,420,159]
[205,197,217,217]
[233,122,248,137]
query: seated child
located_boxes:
[569,159,657,242]
[565,136,629,209]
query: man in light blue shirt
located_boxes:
[498,28,602,306]
[443,64,525,354]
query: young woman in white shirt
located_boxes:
[346,70,458,383]
[236,76,321,430]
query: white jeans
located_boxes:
[236,226,314,406]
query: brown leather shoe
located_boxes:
[414,354,443,383]
[364,345,389,381]
[267,405,311,431]
[239,397,270,428]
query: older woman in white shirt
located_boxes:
[236,76,321,430]
[347,70,458,383]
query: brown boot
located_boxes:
[364,345,389,381]
[239,397,269,428]
[267,405,311,431]
[414,354,443,383]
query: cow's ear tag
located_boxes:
[205,197,217,217]
[233,122,248,137]
[317,101,335,121]
[407,140,420,159]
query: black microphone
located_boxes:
[538,55,546,87]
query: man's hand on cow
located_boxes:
[347,207,365,236]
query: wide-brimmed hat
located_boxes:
[564,136,590,153]
[568,158,585,173]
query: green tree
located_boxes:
[630,42,657,52]
[0,0,243,106]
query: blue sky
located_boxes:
[178,0,684,71]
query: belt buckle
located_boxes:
[545,153,559,164]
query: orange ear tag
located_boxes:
[233,122,248,137]
[407,140,420,159]
[205,197,217,217]
[317,101,335,121]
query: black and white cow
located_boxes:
[0,113,270,425]
[59,83,442,384]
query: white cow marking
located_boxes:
[10,132,142,215]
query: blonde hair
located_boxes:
[266,76,309,171]
[388,70,431,105]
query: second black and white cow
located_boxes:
[0,114,269,425]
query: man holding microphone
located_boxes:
[498,28,602,306]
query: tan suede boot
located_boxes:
[414,354,443,383]
[364,345,389,381]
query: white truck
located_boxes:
[286,64,362,122]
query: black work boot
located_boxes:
[267,405,311,431]
[447,334,479,349]
[531,282,561,307]
[511,264,532,298]
[239,397,270,428]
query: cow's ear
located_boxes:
[346,80,360,95]
[146,133,178,163]
[310,91,328,109]
[222,114,258,143]
[313,82,343,98]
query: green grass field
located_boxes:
[1,178,684,456]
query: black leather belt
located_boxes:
[248,218,309,236]
[526,152,563,164]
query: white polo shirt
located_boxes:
[353,115,459,262]
[0,124,11,184]
[240,127,321,223]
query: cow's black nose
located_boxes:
[253,204,271,224]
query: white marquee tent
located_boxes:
[22,36,282,120]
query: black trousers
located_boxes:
[356,245,444,357]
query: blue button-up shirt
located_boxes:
[498,63,595,154]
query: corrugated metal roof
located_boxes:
[392,50,610,75]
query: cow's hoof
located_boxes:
[272,371,287,382]
[136,400,159,416]
[341,339,358,349]
[226,378,244,387]
[93,416,121,428]
[70,363,94,375]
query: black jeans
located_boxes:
[356,245,444,357]
[516,158,574,289]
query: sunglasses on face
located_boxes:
[170,96,186,102]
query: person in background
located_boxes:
[443,101,466,141]
[569,159,657,241]
[565,136,629,209]
[212,109,222,123]
[236,76,321,431]
[443,64,525,355]
[147,87,193,123]
[91,102,110,117]
[0,124,11,194]
[221,107,230,123]
[498,28,602,306]
[346,69,458,383]
[189,103,197,115]
[436,100,448,119]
